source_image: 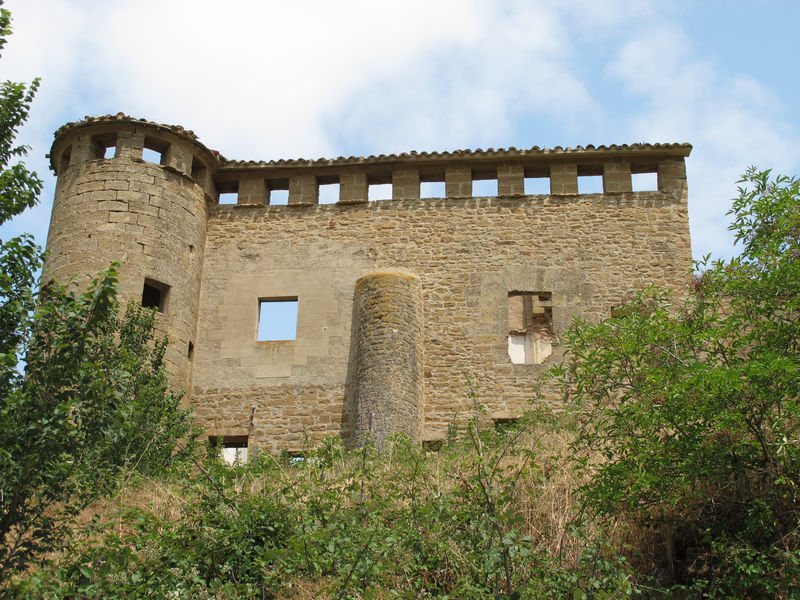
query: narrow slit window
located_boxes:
[507,292,553,365]
[420,180,445,198]
[318,182,340,205]
[472,178,498,197]
[258,298,298,341]
[632,171,658,191]
[59,148,71,172]
[142,279,169,313]
[368,183,392,201]
[210,435,249,465]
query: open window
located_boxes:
[210,435,249,465]
[507,292,553,364]
[258,298,298,341]
[142,279,169,313]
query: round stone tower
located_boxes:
[352,271,424,448]
[45,114,219,390]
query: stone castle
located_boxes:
[44,114,692,454]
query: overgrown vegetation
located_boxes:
[16,417,633,599]
[1,1,798,597]
[0,2,192,586]
[556,168,800,598]
[9,169,795,600]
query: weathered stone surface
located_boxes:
[44,114,693,453]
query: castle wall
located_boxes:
[44,115,693,456]
[191,187,690,452]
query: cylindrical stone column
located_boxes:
[353,271,424,448]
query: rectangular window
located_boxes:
[190,158,207,183]
[142,137,167,165]
[524,167,550,195]
[472,177,498,197]
[258,298,298,341]
[92,133,116,160]
[368,183,393,201]
[318,181,340,205]
[507,292,553,364]
[269,189,289,205]
[632,171,658,191]
[420,180,446,198]
[142,279,169,313]
[209,435,249,465]
[577,174,603,194]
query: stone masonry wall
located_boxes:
[191,189,690,452]
[44,123,212,389]
[45,115,692,456]
[352,271,424,448]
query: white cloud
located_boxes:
[607,24,800,259]
[1,0,798,264]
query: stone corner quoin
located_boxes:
[43,113,693,454]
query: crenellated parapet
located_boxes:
[214,142,691,206]
[49,114,691,208]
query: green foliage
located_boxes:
[555,168,800,594]
[14,416,641,600]
[0,268,194,582]
[0,1,41,225]
[0,2,193,587]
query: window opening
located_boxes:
[507,292,553,364]
[269,188,289,205]
[59,148,71,172]
[420,180,446,198]
[218,192,238,205]
[142,136,167,165]
[422,440,444,452]
[368,183,392,201]
[472,177,498,197]
[210,435,249,465]
[258,298,298,341]
[190,158,207,183]
[577,174,603,194]
[142,279,169,313]
[632,171,658,191]
[187,341,194,360]
[524,176,550,194]
[92,133,116,160]
[142,147,163,165]
[318,182,340,205]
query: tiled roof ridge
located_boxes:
[54,112,202,143]
[53,114,692,168]
[221,141,692,168]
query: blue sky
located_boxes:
[2,0,799,262]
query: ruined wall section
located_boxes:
[45,117,218,389]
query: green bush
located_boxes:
[555,169,800,595]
